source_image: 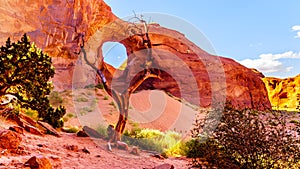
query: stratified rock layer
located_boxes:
[263,74,300,111]
[0,0,271,110]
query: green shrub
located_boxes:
[122,128,185,156]
[66,113,75,118]
[122,136,163,152]
[24,108,39,120]
[63,126,79,133]
[40,105,66,128]
[75,96,89,102]
[0,34,66,128]
[95,83,104,89]
[49,91,63,106]
[108,101,116,109]
[103,96,109,100]
[97,125,108,140]
[188,102,300,168]
[84,84,95,89]
[79,107,94,115]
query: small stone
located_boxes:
[24,156,52,169]
[49,155,61,162]
[20,114,37,126]
[12,116,24,128]
[153,163,174,169]
[76,130,88,137]
[64,145,79,152]
[151,154,166,160]
[116,141,129,151]
[25,125,43,136]
[9,126,24,134]
[0,129,22,149]
[82,126,102,138]
[37,121,61,137]
[37,144,44,147]
[130,146,139,155]
[82,147,90,154]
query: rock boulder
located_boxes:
[0,129,22,149]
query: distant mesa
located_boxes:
[263,74,300,111]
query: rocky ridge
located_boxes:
[263,74,300,111]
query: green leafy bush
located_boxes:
[97,125,108,140]
[103,96,109,100]
[49,91,63,106]
[122,128,185,156]
[0,34,66,128]
[185,137,239,168]
[75,96,89,102]
[188,102,300,168]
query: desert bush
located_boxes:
[95,83,104,89]
[97,125,108,140]
[0,34,66,128]
[63,126,79,133]
[39,105,66,128]
[185,137,239,168]
[188,102,300,169]
[66,113,75,118]
[122,128,185,156]
[49,91,63,106]
[75,96,89,102]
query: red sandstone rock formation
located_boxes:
[0,0,271,110]
[262,74,300,111]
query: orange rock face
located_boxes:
[0,0,271,110]
[262,74,300,111]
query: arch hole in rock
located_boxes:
[102,42,127,70]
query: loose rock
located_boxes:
[116,141,129,151]
[37,121,61,137]
[82,147,90,154]
[9,126,24,134]
[82,126,102,138]
[64,145,79,152]
[130,146,139,155]
[153,163,174,169]
[24,155,52,169]
[25,125,43,136]
[0,129,22,149]
[76,130,88,137]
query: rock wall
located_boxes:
[263,75,300,111]
[0,0,271,110]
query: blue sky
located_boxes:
[103,0,300,78]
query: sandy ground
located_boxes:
[0,88,198,168]
[0,119,190,169]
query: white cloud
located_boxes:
[238,51,300,73]
[292,25,300,38]
[292,25,300,31]
[285,66,293,72]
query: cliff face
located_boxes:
[0,0,271,110]
[263,75,300,111]
[0,0,116,59]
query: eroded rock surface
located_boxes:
[263,74,300,111]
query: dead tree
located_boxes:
[80,16,162,142]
